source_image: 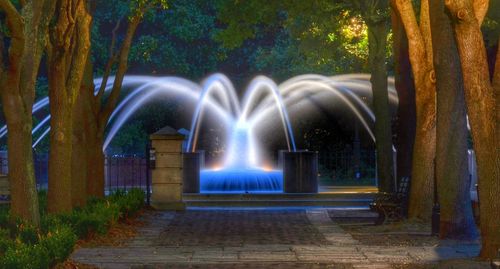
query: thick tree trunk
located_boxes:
[445,0,500,259]
[48,99,74,213]
[392,0,436,222]
[367,21,395,193]
[1,112,39,224]
[0,0,55,226]
[430,0,477,240]
[47,0,91,214]
[408,112,435,221]
[391,8,416,186]
[86,133,105,198]
[71,95,88,208]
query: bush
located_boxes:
[40,225,77,265]
[0,188,145,267]
[0,242,50,269]
[109,189,145,218]
[18,223,39,245]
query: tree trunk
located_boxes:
[391,7,416,186]
[366,21,395,193]
[445,0,500,259]
[1,111,39,224]
[71,94,88,208]
[392,0,436,222]
[86,133,105,198]
[430,0,477,240]
[47,98,74,213]
[47,0,91,214]
[0,0,56,226]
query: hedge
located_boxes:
[0,188,145,269]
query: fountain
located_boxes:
[0,73,398,193]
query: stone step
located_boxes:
[182,193,375,207]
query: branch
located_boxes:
[109,16,123,58]
[98,16,141,130]
[95,17,123,100]
[65,0,91,103]
[392,0,428,79]
[0,0,25,92]
[472,0,488,25]
[419,0,434,69]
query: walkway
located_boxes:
[71,209,481,269]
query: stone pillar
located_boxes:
[283,151,318,193]
[182,151,203,193]
[150,126,185,210]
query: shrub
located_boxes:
[18,223,39,245]
[0,242,50,269]
[109,188,145,218]
[40,225,77,265]
[0,189,145,267]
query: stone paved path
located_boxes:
[71,209,480,269]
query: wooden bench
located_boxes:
[370,177,410,225]
[0,174,10,204]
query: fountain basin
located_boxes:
[200,168,283,193]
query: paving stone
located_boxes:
[71,208,483,268]
[239,251,298,261]
[156,210,330,246]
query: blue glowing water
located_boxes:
[200,168,283,193]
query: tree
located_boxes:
[352,0,395,193]
[0,0,56,225]
[391,6,416,188]
[76,0,167,200]
[47,0,92,213]
[392,0,437,221]
[430,0,477,240]
[444,0,500,259]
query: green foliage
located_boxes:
[40,225,77,265]
[108,189,145,218]
[0,189,145,267]
[58,202,120,238]
[17,224,39,245]
[0,242,50,269]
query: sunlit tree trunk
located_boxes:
[0,0,56,226]
[391,7,416,187]
[445,0,500,259]
[47,0,91,214]
[392,0,436,221]
[430,0,478,240]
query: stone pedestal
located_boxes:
[150,126,186,210]
[183,152,204,193]
[283,151,318,193]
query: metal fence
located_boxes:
[0,153,149,193]
[317,150,377,186]
[105,155,149,193]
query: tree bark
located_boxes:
[70,60,94,207]
[0,0,56,225]
[47,0,91,214]
[430,0,478,240]
[74,15,142,198]
[392,0,436,222]
[391,7,416,187]
[445,0,500,259]
[366,20,395,193]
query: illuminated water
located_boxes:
[0,74,397,193]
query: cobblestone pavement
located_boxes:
[156,210,330,246]
[71,209,481,269]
